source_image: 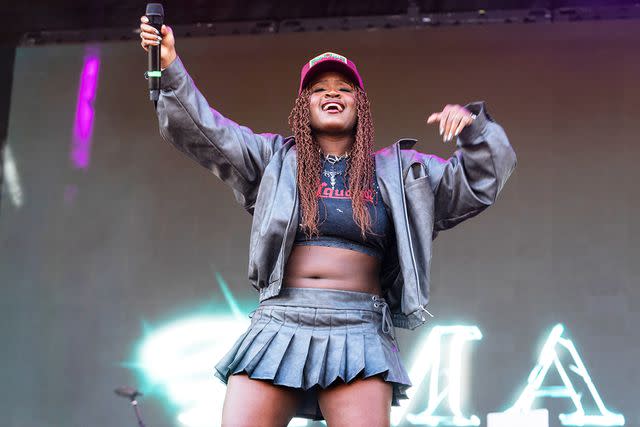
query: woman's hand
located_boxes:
[427,104,476,143]
[139,15,177,70]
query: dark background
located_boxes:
[4,1,638,36]
[1,11,638,427]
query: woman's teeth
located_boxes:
[322,103,344,112]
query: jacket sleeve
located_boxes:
[425,101,517,231]
[155,56,285,211]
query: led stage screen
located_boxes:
[1,20,639,427]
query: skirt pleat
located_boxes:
[233,318,279,374]
[363,330,389,378]
[213,288,412,420]
[344,318,366,382]
[219,310,272,377]
[322,325,346,385]
[250,322,295,379]
[303,325,330,388]
[273,321,311,388]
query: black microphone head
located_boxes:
[145,3,164,18]
[114,385,143,400]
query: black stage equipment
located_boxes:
[114,385,148,427]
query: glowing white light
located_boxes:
[505,324,625,426]
[487,408,549,427]
[288,418,325,426]
[2,144,24,207]
[137,315,249,427]
[392,325,482,426]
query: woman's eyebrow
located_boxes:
[312,78,353,86]
[309,81,353,91]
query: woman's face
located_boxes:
[307,71,357,136]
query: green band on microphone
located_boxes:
[147,71,162,78]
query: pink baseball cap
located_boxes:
[298,52,364,95]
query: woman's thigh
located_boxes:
[222,373,302,427]
[317,376,392,427]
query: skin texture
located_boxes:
[222,374,302,427]
[318,376,393,427]
[308,71,358,154]
[139,18,475,425]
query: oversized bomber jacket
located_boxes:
[156,56,517,330]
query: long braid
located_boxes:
[348,87,375,239]
[288,88,321,238]
[288,86,376,239]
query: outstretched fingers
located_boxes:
[426,104,475,143]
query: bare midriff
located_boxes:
[283,245,382,295]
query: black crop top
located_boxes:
[293,156,392,259]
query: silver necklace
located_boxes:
[324,152,350,164]
[323,168,341,190]
[321,152,349,190]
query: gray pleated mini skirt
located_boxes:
[214,287,412,420]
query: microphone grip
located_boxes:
[148,43,160,92]
[146,12,163,101]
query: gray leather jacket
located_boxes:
[156,56,517,330]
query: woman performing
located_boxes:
[140,16,516,427]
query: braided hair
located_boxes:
[288,86,376,239]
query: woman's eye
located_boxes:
[339,88,352,92]
[313,88,325,93]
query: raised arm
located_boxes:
[157,56,285,210]
[421,101,517,231]
[140,16,285,212]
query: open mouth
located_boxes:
[321,101,345,113]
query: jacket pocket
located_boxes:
[404,175,431,192]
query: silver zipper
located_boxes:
[277,154,299,286]
[396,143,422,303]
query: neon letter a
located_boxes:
[506,324,624,426]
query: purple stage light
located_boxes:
[71,49,100,170]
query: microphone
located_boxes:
[145,3,164,102]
